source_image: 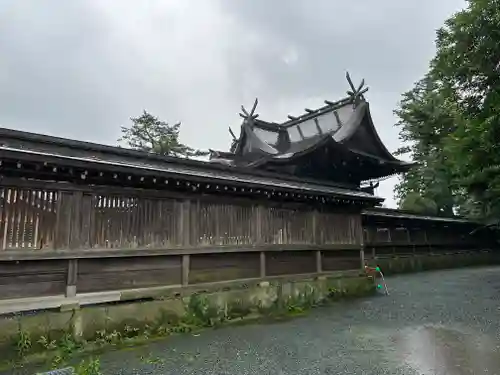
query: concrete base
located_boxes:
[0,272,374,361]
[367,251,500,275]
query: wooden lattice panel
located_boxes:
[86,194,180,249]
[261,207,315,245]
[316,212,361,245]
[0,187,58,250]
[190,201,257,246]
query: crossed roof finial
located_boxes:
[239,98,259,121]
[346,72,369,105]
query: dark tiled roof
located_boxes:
[363,207,474,223]
[0,128,380,201]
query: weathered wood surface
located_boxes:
[77,255,182,293]
[189,252,260,284]
[0,259,67,299]
[0,184,362,251]
[0,178,492,308]
[266,251,316,276]
[363,215,493,259]
[322,249,361,272]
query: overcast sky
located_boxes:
[0,0,465,206]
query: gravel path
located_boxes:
[91,266,500,375]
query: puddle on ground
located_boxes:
[370,324,500,375]
[400,324,500,374]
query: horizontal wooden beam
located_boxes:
[0,176,367,211]
[366,241,478,247]
[0,244,363,261]
[373,249,493,260]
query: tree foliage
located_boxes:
[395,0,500,222]
[394,77,458,216]
[400,192,438,215]
[119,111,208,158]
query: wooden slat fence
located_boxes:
[0,183,364,307]
[363,217,493,261]
[0,186,362,251]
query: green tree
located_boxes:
[394,76,457,215]
[400,192,438,215]
[119,111,208,158]
[395,0,500,222]
[433,0,500,222]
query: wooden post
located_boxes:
[356,214,364,269]
[255,205,263,245]
[423,227,431,253]
[66,259,78,297]
[179,199,191,286]
[70,191,83,249]
[1,187,9,250]
[260,251,266,278]
[53,190,85,250]
[360,238,365,270]
[179,200,191,246]
[312,210,318,244]
[316,250,322,273]
[386,227,395,255]
[406,227,415,255]
[182,254,190,286]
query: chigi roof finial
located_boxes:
[239,98,259,121]
[346,72,369,106]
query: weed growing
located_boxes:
[8,279,374,372]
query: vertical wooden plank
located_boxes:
[359,215,365,269]
[19,189,30,248]
[32,190,40,249]
[0,187,4,250]
[182,254,190,286]
[423,228,431,252]
[70,191,83,249]
[79,193,92,249]
[55,191,74,249]
[316,250,322,273]
[184,200,192,247]
[312,210,318,245]
[66,259,78,297]
[144,198,152,247]
[1,188,10,249]
[123,196,132,247]
[260,251,266,278]
[255,205,263,245]
[359,248,365,269]
[45,190,57,249]
[89,194,97,248]
[37,190,46,249]
[8,188,19,248]
[386,226,395,255]
[178,200,192,247]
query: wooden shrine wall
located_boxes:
[362,214,494,260]
[0,180,363,303]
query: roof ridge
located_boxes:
[280,96,354,128]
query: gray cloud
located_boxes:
[0,0,465,206]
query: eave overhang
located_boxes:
[0,127,383,206]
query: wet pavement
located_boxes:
[42,267,500,374]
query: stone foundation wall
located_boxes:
[367,251,500,275]
[0,272,374,362]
